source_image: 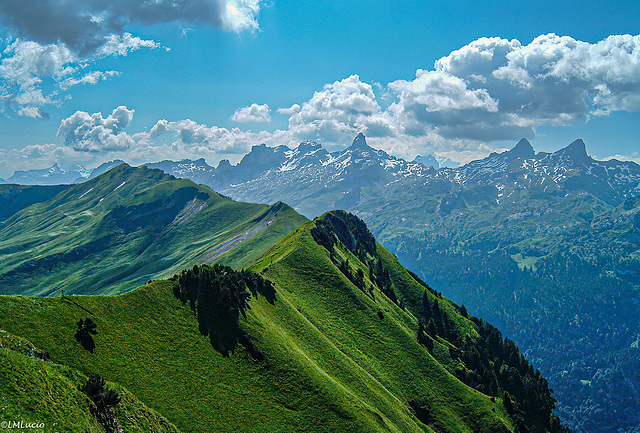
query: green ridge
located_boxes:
[0,164,307,296]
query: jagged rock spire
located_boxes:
[350,133,371,150]
[553,139,591,163]
[509,138,535,158]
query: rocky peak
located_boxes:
[217,159,232,170]
[552,139,591,164]
[415,154,439,170]
[296,141,322,155]
[348,133,372,151]
[509,138,535,159]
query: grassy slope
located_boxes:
[0,216,513,433]
[0,330,181,433]
[0,164,307,296]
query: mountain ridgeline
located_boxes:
[0,163,306,295]
[0,210,567,432]
[136,134,640,432]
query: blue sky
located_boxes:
[0,0,639,178]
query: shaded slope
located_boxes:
[0,164,307,296]
[0,183,71,222]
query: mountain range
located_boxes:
[138,133,640,433]
[0,178,568,432]
[4,132,637,431]
[5,163,90,185]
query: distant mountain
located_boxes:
[0,163,306,295]
[414,154,439,169]
[87,159,126,179]
[6,163,90,185]
[0,210,567,432]
[151,133,436,217]
[148,134,640,432]
[438,157,461,168]
[3,160,130,186]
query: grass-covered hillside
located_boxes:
[0,211,567,432]
[0,163,306,296]
[0,329,181,433]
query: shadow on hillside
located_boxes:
[75,318,97,354]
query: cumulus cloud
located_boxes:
[0,39,76,117]
[96,33,162,57]
[283,74,396,143]
[231,103,271,122]
[277,104,300,116]
[57,106,135,152]
[148,118,288,153]
[389,33,640,142]
[59,70,120,90]
[0,36,155,117]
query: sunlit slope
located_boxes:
[0,163,306,295]
[0,213,518,433]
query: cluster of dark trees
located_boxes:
[172,264,274,356]
[334,256,399,306]
[312,211,401,306]
[311,211,377,262]
[416,289,569,433]
[79,374,121,433]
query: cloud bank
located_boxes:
[392,33,640,142]
[276,33,640,157]
[0,0,263,53]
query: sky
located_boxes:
[0,0,639,178]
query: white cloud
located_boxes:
[57,106,135,152]
[0,0,259,117]
[96,33,161,57]
[283,74,396,143]
[0,36,156,117]
[59,70,120,90]
[390,70,498,113]
[385,33,640,144]
[231,103,271,122]
[0,39,76,117]
[277,104,300,116]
